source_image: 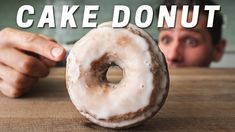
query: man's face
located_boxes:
[158,10,215,68]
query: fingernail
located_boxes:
[51,47,63,58]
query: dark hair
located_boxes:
[157,0,224,45]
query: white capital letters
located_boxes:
[112,5,130,27]
[38,5,55,28]
[135,5,153,28]
[157,5,177,27]
[181,5,199,28]
[205,5,221,27]
[16,5,34,28]
[61,5,79,28]
[83,5,99,28]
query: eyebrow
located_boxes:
[158,27,203,34]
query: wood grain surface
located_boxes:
[0,68,235,132]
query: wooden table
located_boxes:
[0,68,235,132]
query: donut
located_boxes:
[66,22,169,129]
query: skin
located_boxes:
[0,28,66,98]
[158,10,226,68]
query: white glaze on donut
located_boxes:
[66,22,169,128]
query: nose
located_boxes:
[166,41,183,66]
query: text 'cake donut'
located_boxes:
[66,22,169,129]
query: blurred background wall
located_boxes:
[0,0,234,67]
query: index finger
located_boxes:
[1,28,66,61]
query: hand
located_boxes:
[0,28,66,98]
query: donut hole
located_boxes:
[89,53,123,86]
[106,64,123,84]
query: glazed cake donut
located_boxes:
[66,22,169,128]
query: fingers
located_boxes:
[23,50,56,68]
[0,80,32,98]
[0,64,38,98]
[0,28,66,62]
[39,56,56,67]
[38,34,57,43]
[25,33,57,67]
[0,63,38,89]
[0,80,21,98]
[0,28,61,98]
[0,48,49,77]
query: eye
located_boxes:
[183,37,199,47]
[160,36,172,46]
